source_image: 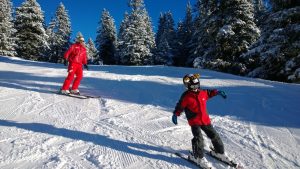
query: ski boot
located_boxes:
[188,152,214,169]
[70,89,80,95]
[60,89,70,95]
[209,147,242,168]
[209,146,233,164]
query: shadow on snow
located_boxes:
[0,119,195,168]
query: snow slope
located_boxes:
[0,55,299,169]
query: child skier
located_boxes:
[172,73,227,168]
[60,34,89,95]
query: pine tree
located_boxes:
[192,0,260,75]
[86,38,98,64]
[253,0,266,20]
[155,33,172,65]
[189,0,219,67]
[46,3,71,63]
[141,7,156,65]
[174,2,193,66]
[117,12,130,64]
[118,0,155,65]
[45,18,56,62]
[95,9,117,65]
[154,12,176,65]
[155,13,169,65]
[216,0,260,61]
[155,13,168,65]
[14,0,48,60]
[197,0,218,17]
[155,13,166,46]
[242,6,300,82]
[270,0,300,11]
[0,0,17,56]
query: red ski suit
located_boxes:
[61,42,87,90]
[173,89,218,126]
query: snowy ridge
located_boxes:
[0,55,299,169]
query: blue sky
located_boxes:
[12,0,197,42]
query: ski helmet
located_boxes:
[183,73,200,90]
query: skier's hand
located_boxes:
[217,90,227,99]
[84,64,89,70]
[172,114,178,125]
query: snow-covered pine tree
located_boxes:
[117,12,130,64]
[118,0,155,65]
[212,0,260,74]
[45,18,57,62]
[0,0,17,57]
[153,13,172,65]
[86,38,98,64]
[95,9,117,65]
[242,5,300,83]
[155,13,166,49]
[174,2,193,66]
[189,0,219,67]
[252,0,266,20]
[198,0,218,17]
[46,3,71,63]
[141,7,156,65]
[154,12,174,65]
[270,0,300,11]
[14,0,48,60]
[154,29,172,65]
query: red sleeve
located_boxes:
[64,45,73,60]
[173,92,188,116]
[207,89,218,98]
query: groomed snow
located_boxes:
[0,55,299,169]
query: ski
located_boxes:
[80,94,100,99]
[174,152,212,169]
[52,91,100,99]
[59,93,89,99]
[206,147,244,169]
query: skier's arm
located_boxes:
[207,89,227,99]
[173,92,188,116]
[207,89,218,98]
[64,45,73,60]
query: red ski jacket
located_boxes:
[173,89,218,126]
[64,42,87,65]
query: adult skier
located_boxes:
[60,35,89,95]
[172,73,228,169]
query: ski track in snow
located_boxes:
[0,56,300,169]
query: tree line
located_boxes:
[0,0,299,82]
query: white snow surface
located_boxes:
[0,55,299,169]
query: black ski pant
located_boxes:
[191,125,224,158]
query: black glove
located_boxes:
[84,64,89,70]
[172,114,178,125]
[217,90,227,99]
[63,59,68,66]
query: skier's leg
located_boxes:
[61,65,75,90]
[202,125,224,154]
[191,126,204,158]
[71,64,83,90]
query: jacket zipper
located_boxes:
[195,92,203,124]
